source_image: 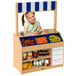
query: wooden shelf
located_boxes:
[23,55,52,62]
[22,64,63,74]
[23,65,51,73]
[22,42,64,52]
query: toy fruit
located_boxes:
[22,39,25,43]
[35,36,48,44]
[22,39,35,46]
[23,63,28,70]
[44,29,48,34]
[49,35,61,42]
[28,62,32,69]
[33,51,38,58]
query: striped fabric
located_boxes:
[18,1,56,13]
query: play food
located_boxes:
[28,62,32,69]
[23,52,27,60]
[21,39,34,46]
[23,63,28,70]
[28,52,32,59]
[44,29,48,34]
[38,60,42,67]
[33,51,38,58]
[45,58,50,66]
[35,36,48,44]
[41,59,45,66]
[38,50,49,56]
[49,35,61,42]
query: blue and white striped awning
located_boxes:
[18,1,56,13]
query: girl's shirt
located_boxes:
[24,21,40,32]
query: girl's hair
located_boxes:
[22,12,35,26]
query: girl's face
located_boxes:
[26,12,36,24]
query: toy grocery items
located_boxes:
[28,62,32,69]
[44,29,48,34]
[33,51,38,58]
[21,39,35,46]
[23,58,50,70]
[23,52,27,60]
[35,36,48,44]
[33,61,36,67]
[49,35,61,43]
[41,59,45,66]
[38,50,49,56]
[33,60,38,67]
[45,58,50,66]
[32,58,50,67]
[22,50,50,61]
[28,52,32,59]
[23,62,32,70]
[38,60,42,67]
[23,62,28,70]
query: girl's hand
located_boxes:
[35,31,42,34]
[35,31,40,34]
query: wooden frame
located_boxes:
[14,1,64,74]
[16,3,18,36]
[16,1,57,35]
[53,1,57,33]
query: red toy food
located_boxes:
[33,51,38,58]
[21,39,34,46]
[35,36,48,44]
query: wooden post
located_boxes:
[53,1,57,33]
[16,3,18,36]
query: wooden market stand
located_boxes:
[13,1,64,74]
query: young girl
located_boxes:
[22,12,42,35]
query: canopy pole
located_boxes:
[16,3,18,36]
[53,1,57,33]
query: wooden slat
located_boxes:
[23,55,52,62]
[16,3,18,35]
[53,1,57,33]
[22,42,64,52]
[22,64,63,74]
[13,34,22,73]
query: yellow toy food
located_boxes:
[23,63,28,70]
[28,62,32,69]
[49,35,61,42]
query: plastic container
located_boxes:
[45,58,50,66]
[28,52,32,59]
[23,52,27,60]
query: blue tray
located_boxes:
[19,33,63,47]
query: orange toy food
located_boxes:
[35,36,48,44]
[44,29,48,34]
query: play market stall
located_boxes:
[13,1,64,74]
